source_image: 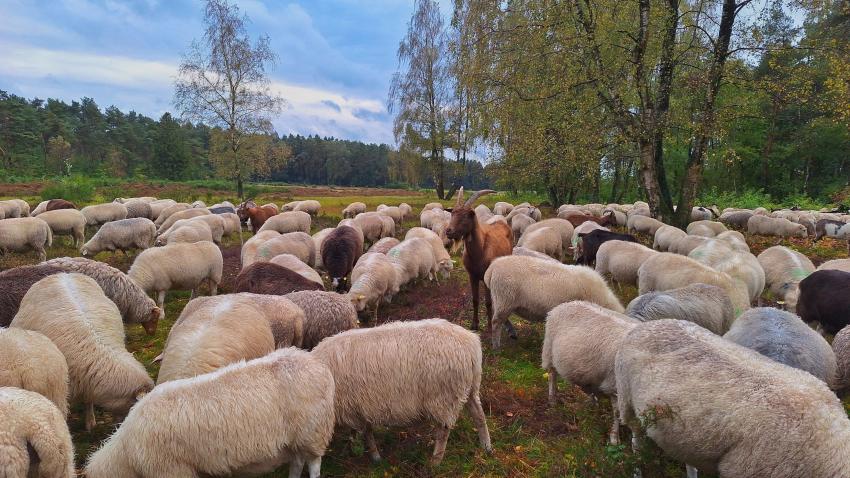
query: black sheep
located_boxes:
[321,226,364,292]
[234,262,323,296]
[796,269,850,334]
[577,229,638,266]
[0,264,65,326]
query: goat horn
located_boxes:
[464,189,496,208]
[455,187,465,207]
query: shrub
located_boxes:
[40,176,96,203]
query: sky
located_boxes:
[0,0,431,145]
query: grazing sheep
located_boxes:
[757,245,815,311]
[627,215,665,235]
[10,273,153,430]
[818,258,850,272]
[282,199,321,215]
[270,254,324,289]
[616,319,850,478]
[0,217,52,260]
[157,220,213,245]
[523,218,574,258]
[285,290,358,349]
[0,327,69,417]
[577,229,638,266]
[157,207,210,234]
[191,200,207,208]
[747,215,807,238]
[638,252,751,315]
[311,228,335,270]
[248,231,316,269]
[85,348,335,478]
[321,226,364,291]
[367,237,400,254]
[147,199,178,221]
[405,227,453,279]
[153,202,191,226]
[167,214,226,244]
[0,387,74,478]
[690,207,713,222]
[671,234,711,255]
[510,213,535,239]
[422,202,444,211]
[376,205,404,225]
[815,218,850,241]
[719,210,754,228]
[687,224,717,237]
[44,257,161,334]
[235,262,324,296]
[715,230,749,251]
[723,307,836,385]
[571,221,608,261]
[512,246,559,262]
[0,265,66,326]
[474,204,493,223]
[129,241,223,314]
[81,217,156,256]
[686,220,727,236]
[343,201,367,218]
[508,206,541,222]
[420,208,450,229]
[398,202,413,220]
[493,201,513,216]
[542,301,638,444]
[157,294,305,383]
[517,226,562,261]
[0,199,22,218]
[9,199,30,216]
[349,252,399,320]
[485,256,624,348]
[652,225,686,251]
[833,326,850,395]
[689,241,765,303]
[258,210,311,234]
[595,240,657,287]
[80,202,128,226]
[239,230,280,266]
[348,213,385,243]
[311,319,491,465]
[626,283,735,334]
[387,237,437,286]
[42,199,77,214]
[796,269,850,334]
[36,208,86,247]
[123,199,153,219]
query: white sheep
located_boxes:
[386,237,437,286]
[512,246,559,262]
[218,211,242,238]
[349,252,399,320]
[153,202,190,226]
[240,230,281,266]
[312,227,335,270]
[80,202,128,226]
[474,204,493,222]
[157,219,213,245]
[756,245,815,312]
[337,219,366,245]
[484,255,624,348]
[343,201,367,218]
[671,234,711,255]
[81,217,157,256]
[571,221,608,261]
[0,199,23,218]
[156,294,305,384]
[626,283,735,334]
[493,201,513,216]
[715,230,749,252]
[422,202,444,211]
[0,387,75,478]
[404,227,453,278]
[686,220,727,236]
[595,240,658,287]
[833,326,850,395]
[147,199,178,220]
[128,241,223,313]
[157,207,210,233]
[366,236,400,254]
[270,253,324,289]
[0,327,69,417]
[817,258,850,272]
[35,208,86,247]
[258,210,311,234]
[687,223,717,237]
[285,290,359,349]
[0,217,52,261]
[524,218,574,257]
[310,319,491,465]
[627,215,665,235]
[10,273,153,430]
[652,225,687,251]
[542,301,639,445]
[85,348,335,478]
[377,205,404,224]
[166,214,226,244]
[747,215,807,238]
[246,231,315,269]
[616,319,850,478]
[282,199,322,215]
[123,199,153,219]
[517,226,562,261]
[688,240,765,303]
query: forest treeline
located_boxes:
[0,91,492,190]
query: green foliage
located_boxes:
[152,113,189,180]
[40,175,96,203]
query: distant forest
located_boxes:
[0,91,492,190]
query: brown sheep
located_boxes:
[235,262,324,296]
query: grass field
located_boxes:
[1,183,848,477]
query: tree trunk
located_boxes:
[638,139,665,218]
[236,173,244,200]
[435,151,445,199]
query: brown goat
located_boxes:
[561,211,615,228]
[237,200,278,234]
[446,187,513,332]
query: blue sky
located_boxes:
[0,0,429,144]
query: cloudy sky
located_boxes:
[0,0,429,145]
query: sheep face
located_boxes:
[143,307,162,335]
[101,385,153,415]
[446,208,476,241]
[793,224,807,238]
[438,258,454,279]
[349,293,368,311]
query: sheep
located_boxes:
[33,199,77,216]
[321,226,364,291]
[595,240,657,287]
[157,207,210,234]
[310,318,491,465]
[686,220,727,236]
[508,206,541,222]
[9,199,30,217]
[398,202,413,220]
[509,213,534,240]
[603,207,628,226]
[815,218,850,241]
[638,252,751,315]
[35,208,86,247]
[627,215,665,235]
[517,226,562,261]
[85,348,335,478]
[367,237,400,254]
[283,199,322,216]
[44,257,161,334]
[157,219,213,245]
[311,227,335,270]
[343,201,367,218]
[615,319,850,478]
[128,241,223,314]
[484,255,624,348]
[114,196,157,204]
[420,208,450,229]
[571,221,608,261]
[81,217,157,256]
[747,215,807,238]
[723,307,836,385]
[833,325,850,395]
[422,202,444,211]
[719,210,754,228]
[270,254,324,289]
[235,262,324,296]
[0,265,65,326]
[652,225,686,251]
[0,327,69,417]
[156,294,305,383]
[387,237,437,286]
[689,241,765,303]
[349,252,399,320]
[168,214,226,244]
[690,206,713,221]
[0,199,22,218]
[0,387,74,478]
[405,227,453,278]
[796,269,850,334]
[348,213,386,243]
[285,290,359,349]
[626,283,735,334]
[10,273,153,430]
[715,230,749,251]
[474,204,493,223]
[560,212,616,229]
[239,230,280,265]
[493,201,513,216]
[512,246,559,262]
[818,258,850,272]
[757,245,815,311]
[258,210,311,235]
[687,224,717,237]
[248,231,316,269]
[0,217,52,261]
[671,234,711,255]
[80,202,128,226]
[542,301,639,444]
[147,199,178,220]
[153,202,190,226]
[123,199,153,219]
[577,229,637,265]
[377,205,404,224]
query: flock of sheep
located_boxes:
[0,194,849,477]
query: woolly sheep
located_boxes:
[157,207,210,233]
[129,241,223,314]
[510,213,535,240]
[31,199,76,216]
[312,227,335,270]
[715,230,749,251]
[235,262,324,296]
[167,214,226,244]
[687,220,727,236]
[114,196,157,204]
[337,219,366,244]
[285,290,359,349]
[81,217,157,256]
[523,218,573,257]
[747,215,807,238]
[493,201,513,216]
[349,252,399,320]
[239,230,280,265]
[484,256,624,349]
[399,202,413,220]
[422,202,444,211]
[690,207,713,222]
[191,200,207,208]
[542,301,639,444]
[517,226,562,261]
[627,215,665,235]
[756,245,815,311]
[671,234,711,255]
[343,201,367,218]
[687,224,717,237]
[270,253,324,289]
[247,231,316,269]
[311,319,491,465]
[258,210,311,234]
[719,210,753,228]
[818,258,850,272]
[367,237,400,254]
[0,265,65,326]
[0,199,22,218]
[44,257,161,334]
[689,241,765,303]
[10,199,30,216]
[626,283,735,334]
[80,202,128,226]
[123,199,153,219]
[157,220,213,245]
[0,327,69,417]
[571,221,607,260]
[405,227,453,278]
[36,208,86,247]
[652,225,686,251]
[85,348,335,478]
[474,204,492,222]
[616,319,850,477]
[420,208,450,228]
[349,213,387,243]
[10,273,153,430]
[321,226,364,291]
[595,240,657,287]
[833,326,850,395]
[147,199,177,220]
[638,252,751,315]
[387,237,437,286]
[282,199,321,215]
[157,294,305,383]
[218,211,242,237]
[0,387,74,478]
[796,270,850,334]
[153,202,190,226]
[486,215,507,225]
[512,246,559,262]
[724,307,836,385]
[0,217,52,261]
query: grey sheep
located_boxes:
[626,283,735,334]
[285,290,359,349]
[81,217,156,256]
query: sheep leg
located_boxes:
[307,456,322,478]
[364,427,381,463]
[373,296,381,323]
[470,279,480,331]
[84,402,96,431]
[429,425,450,466]
[466,393,492,452]
[548,367,558,406]
[686,465,699,478]
[288,456,305,478]
[157,290,166,312]
[209,279,218,296]
[609,399,620,445]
